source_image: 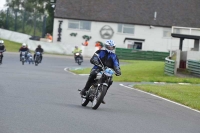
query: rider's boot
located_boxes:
[80,75,95,96]
[80,89,87,96]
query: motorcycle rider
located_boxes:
[72,46,83,62]
[80,40,121,104]
[19,43,29,61]
[0,40,6,64]
[34,45,44,63]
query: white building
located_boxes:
[53,0,200,57]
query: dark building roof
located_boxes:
[55,0,200,28]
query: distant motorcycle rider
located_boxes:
[0,40,6,64]
[80,40,121,104]
[34,45,44,62]
[19,43,29,61]
[72,46,83,62]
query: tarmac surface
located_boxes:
[0,52,200,133]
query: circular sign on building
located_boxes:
[100,25,114,39]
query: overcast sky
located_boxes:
[0,0,6,10]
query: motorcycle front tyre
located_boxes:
[78,60,81,65]
[0,57,2,64]
[92,85,107,110]
[81,98,89,106]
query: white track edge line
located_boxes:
[119,84,200,114]
[64,67,77,75]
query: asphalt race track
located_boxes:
[0,53,200,133]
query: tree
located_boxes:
[45,3,54,34]
[5,0,54,36]
[6,0,48,14]
[0,10,7,28]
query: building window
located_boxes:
[118,24,134,34]
[163,28,181,37]
[163,29,171,37]
[174,29,181,34]
[68,20,79,29]
[68,20,91,30]
[128,42,142,49]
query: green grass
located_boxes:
[134,84,200,111]
[1,38,21,52]
[71,60,200,84]
[71,60,200,110]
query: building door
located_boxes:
[133,42,142,49]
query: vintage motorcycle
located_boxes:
[74,52,83,65]
[27,52,34,64]
[35,52,42,66]
[20,51,27,65]
[79,53,115,110]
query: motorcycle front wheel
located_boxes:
[0,57,2,65]
[78,61,81,65]
[92,85,107,110]
[35,57,39,66]
[77,58,81,65]
[81,98,89,106]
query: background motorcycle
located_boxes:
[0,50,4,65]
[79,53,115,110]
[20,51,27,65]
[27,53,34,64]
[35,52,41,66]
[74,52,83,65]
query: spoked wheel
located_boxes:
[81,98,89,106]
[92,85,107,110]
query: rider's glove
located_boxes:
[91,57,99,65]
[114,66,121,76]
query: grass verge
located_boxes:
[70,60,200,111]
[134,84,200,111]
[1,38,71,56]
[1,38,21,52]
[70,60,200,84]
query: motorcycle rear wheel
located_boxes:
[92,85,107,110]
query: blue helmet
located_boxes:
[105,40,116,52]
